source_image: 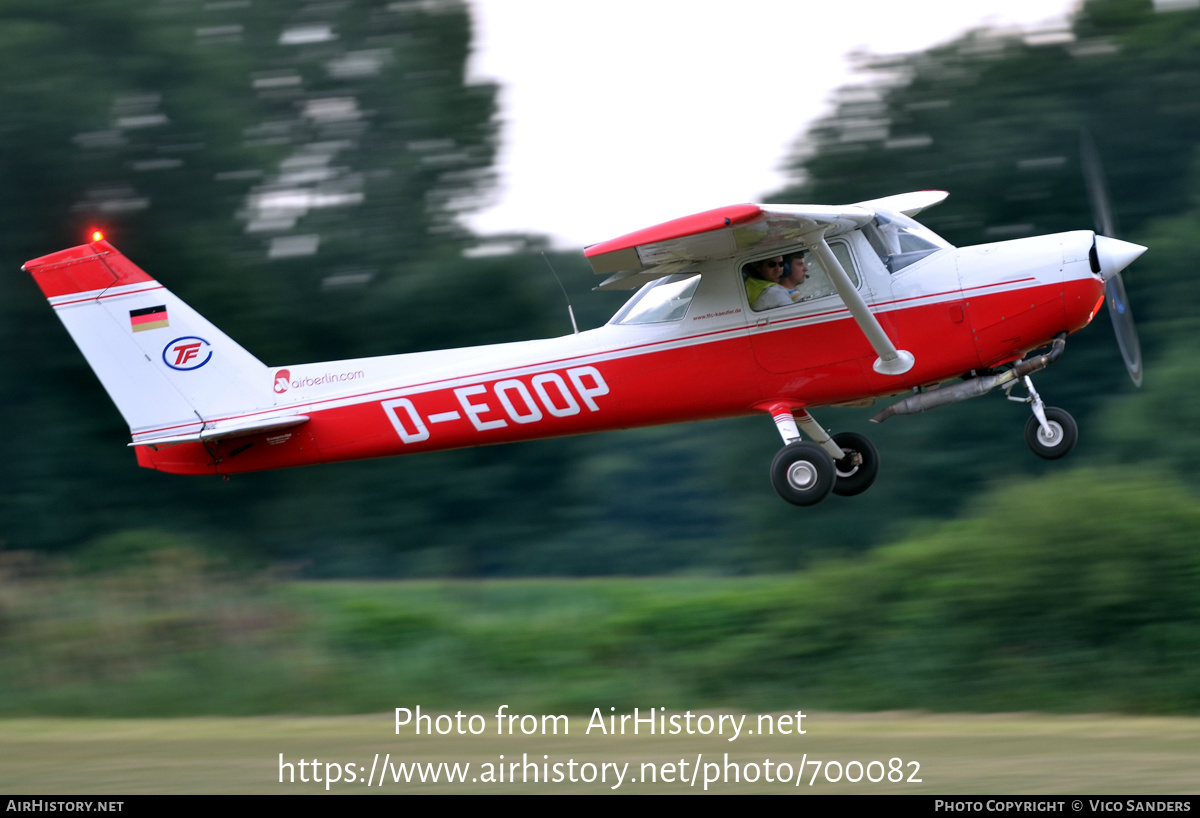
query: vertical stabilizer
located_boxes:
[24,240,274,444]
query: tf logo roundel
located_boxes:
[163,337,212,371]
[274,369,291,394]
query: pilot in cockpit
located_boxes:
[746,254,817,310]
[745,256,792,311]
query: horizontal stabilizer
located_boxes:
[130,414,310,447]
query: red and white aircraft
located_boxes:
[24,190,1146,505]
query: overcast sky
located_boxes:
[463,0,1080,249]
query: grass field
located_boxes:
[2,711,1198,794]
[4,540,1200,794]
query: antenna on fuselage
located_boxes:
[542,252,579,335]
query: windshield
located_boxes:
[609,274,701,325]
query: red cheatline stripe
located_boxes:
[51,283,164,308]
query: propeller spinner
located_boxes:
[1082,129,1145,387]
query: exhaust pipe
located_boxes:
[871,333,1065,423]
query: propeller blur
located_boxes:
[1083,129,1144,387]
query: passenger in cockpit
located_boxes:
[781,253,810,302]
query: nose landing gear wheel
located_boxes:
[830,431,879,496]
[1024,406,1078,460]
[771,442,835,506]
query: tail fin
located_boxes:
[24,240,283,446]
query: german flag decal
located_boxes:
[130,305,169,332]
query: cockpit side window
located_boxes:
[744,242,860,312]
[610,273,701,325]
[803,243,859,300]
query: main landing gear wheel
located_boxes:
[770,442,835,506]
[1024,406,1078,460]
[830,432,879,496]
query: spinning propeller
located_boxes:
[1081,129,1146,387]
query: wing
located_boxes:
[583,192,948,291]
[584,203,875,290]
[854,190,948,218]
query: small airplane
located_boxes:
[24,187,1146,506]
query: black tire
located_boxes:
[830,432,880,496]
[1024,407,1078,460]
[770,442,835,506]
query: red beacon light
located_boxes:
[89,230,104,243]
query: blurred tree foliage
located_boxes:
[2,0,1199,575]
[5,471,1199,716]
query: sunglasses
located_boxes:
[763,260,783,269]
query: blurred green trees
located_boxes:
[5,469,1198,715]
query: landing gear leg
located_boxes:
[765,407,878,504]
[1006,376,1078,460]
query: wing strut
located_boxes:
[803,228,915,376]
